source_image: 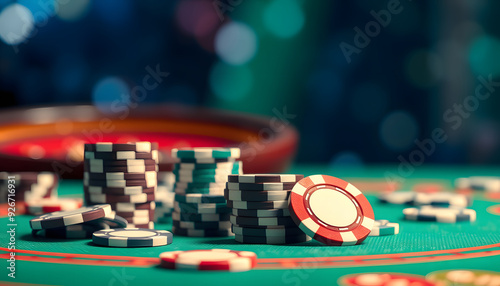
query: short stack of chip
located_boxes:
[83,142,159,229]
[226,174,310,244]
[171,148,242,237]
[30,204,128,239]
[455,176,500,192]
[155,172,175,223]
[0,172,59,203]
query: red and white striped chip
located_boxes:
[159,249,257,272]
[288,175,374,246]
[25,198,83,215]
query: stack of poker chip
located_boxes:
[0,172,58,203]
[155,172,175,223]
[30,204,128,239]
[83,142,158,229]
[225,174,310,244]
[171,147,242,237]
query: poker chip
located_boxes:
[108,201,155,212]
[84,159,158,166]
[172,225,233,237]
[174,162,240,170]
[234,234,310,244]
[226,199,288,210]
[170,147,241,237]
[172,147,241,159]
[30,204,112,230]
[227,174,304,183]
[426,269,500,286]
[379,191,416,205]
[84,142,158,152]
[174,194,226,204]
[224,189,290,202]
[88,192,155,204]
[230,215,296,227]
[226,182,297,191]
[176,174,230,184]
[85,178,156,188]
[176,158,237,164]
[84,171,157,181]
[174,187,224,195]
[0,172,59,202]
[288,175,374,246]
[84,150,159,161]
[339,273,436,286]
[403,206,476,223]
[414,192,471,207]
[85,164,158,173]
[173,219,232,230]
[368,220,399,236]
[172,211,230,222]
[231,225,304,237]
[33,222,109,239]
[127,222,155,229]
[84,186,156,195]
[231,208,290,218]
[466,176,500,192]
[92,228,172,247]
[159,249,257,272]
[25,198,83,215]
[93,212,129,228]
[115,209,153,218]
[174,202,230,214]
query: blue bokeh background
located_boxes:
[1,0,499,165]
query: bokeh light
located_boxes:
[209,62,252,101]
[263,0,305,38]
[379,110,419,151]
[0,3,34,45]
[469,34,500,76]
[18,0,56,24]
[92,77,130,114]
[175,0,219,38]
[329,151,364,169]
[215,22,258,66]
[56,0,90,22]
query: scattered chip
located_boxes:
[368,220,399,237]
[30,204,112,230]
[403,206,476,223]
[92,228,172,247]
[379,191,416,205]
[159,249,257,272]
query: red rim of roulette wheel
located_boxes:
[0,105,299,178]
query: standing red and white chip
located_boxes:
[288,175,374,246]
[159,249,257,272]
[25,198,83,215]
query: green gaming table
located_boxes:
[1,165,500,286]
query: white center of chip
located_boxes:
[179,251,237,263]
[111,230,155,238]
[309,188,357,227]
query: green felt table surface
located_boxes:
[1,165,500,286]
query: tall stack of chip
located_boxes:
[171,147,242,237]
[0,172,58,203]
[83,142,158,229]
[225,174,310,244]
[155,172,175,223]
